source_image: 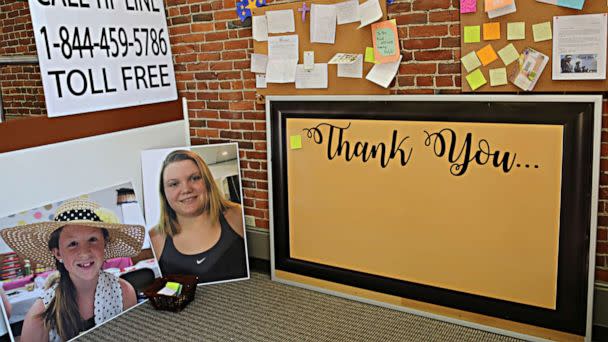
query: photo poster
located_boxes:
[270,96,600,339]
[28,0,177,117]
[141,143,250,285]
[0,182,161,341]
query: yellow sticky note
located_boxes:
[464,26,481,43]
[476,44,498,66]
[507,22,525,40]
[483,22,500,40]
[489,68,507,86]
[465,69,487,91]
[497,43,519,66]
[365,47,376,63]
[290,135,302,149]
[532,22,552,42]
[461,51,482,72]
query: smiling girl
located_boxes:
[0,199,145,342]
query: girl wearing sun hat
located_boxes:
[0,198,145,342]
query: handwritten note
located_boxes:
[483,22,501,40]
[310,4,337,44]
[464,26,481,43]
[338,54,363,78]
[507,22,525,40]
[497,43,519,66]
[489,68,508,86]
[266,10,295,33]
[358,0,382,28]
[476,44,498,66]
[252,15,268,42]
[372,20,400,63]
[460,0,476,14]
[461,51,482,72]
[366,55,402,88]
[532,22,552,42]
[465,69,487,91]
[336,0,360,25]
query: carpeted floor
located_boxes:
[77,271,524,341]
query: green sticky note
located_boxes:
[461,51,482,72]
[465,69,487,91]
[507,22,525,40]
[165,282,181,291]
[463,26,480,43]
[489,68,507,86]
[364,47,376,63]
[532,22,552,42]
[497,43,519,66]
[290,135,302,149]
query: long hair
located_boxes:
[156,149,235,236]
[41,227,109,341]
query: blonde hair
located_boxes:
[156,149,235,236]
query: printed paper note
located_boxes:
[476,44,498,66]
[358,0,382,29]
[460,0,476,14]
[338,54,363,78]
[532,22,552,42]
[465,69,487,91]
[461,51,482,72]
[304,51,314,70]
[266,9,295,33]
[483,22,501,40]
[372,20,400,63]
[267,35,299,83]
[295,63,328,89]
[290,135,302,149]
[310,4,337,44]
[252,15,268,42]
[251,53,268,74]
[328,53,360,64]
[365,47,376,63]
[497,43,519,66]
[464,26,481,43]
[365,55,402,88]
[509,47,549,90]
[485,0,513,12]
[255,74,267,88]
[489,68,508,86]
[336,0,360,25]
[507,22,525,40]
[488,1,516,19]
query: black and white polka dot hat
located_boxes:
[0,198,145,267]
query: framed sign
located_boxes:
[267,95,601,341]
[28,0,177,117]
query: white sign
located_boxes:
[29,0,178,117]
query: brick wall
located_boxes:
[0,0,607,282]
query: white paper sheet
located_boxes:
[552,13,607,80]
[266,9,295,33]
[336,0,360,25]
[487,1,516,19]
[267,60,297,83]
[328,53,360,64]
[310,4,337,44]
[267,35,299,83]
[338,54,363,78]
[365,55,402,88]
[256,74,267,88]
[252,15,268,42]
[304,51,315,70]
[251,53,268,74]
[295,63,328,88]
[358,0,382,29]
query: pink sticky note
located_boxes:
[460,0,477,13]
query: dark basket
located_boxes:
[143,274,199,312]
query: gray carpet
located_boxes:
[76,271,524,341]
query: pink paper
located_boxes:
[460,0,477,13]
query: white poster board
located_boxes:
[29,0,177,117]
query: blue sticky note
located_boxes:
[557,0,585,10]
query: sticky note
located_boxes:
[489,68,507,86]
[365,47,376,63]
[476,44,498,66]
[464,26,481,43]
[290,135,302,149]
[465,69,487,91]
[483,22,501,40]
[557,0,585,10]
[460,0,476,13]
[497,43,519,66]
[166,282,181,291]
[532,22,552,42]
[461,51,482,72]
[507,22,525,40]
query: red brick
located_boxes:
[402,38,440,50]
[399,63,436,74]
[416,76,433,87]
[435,76,454,87]
[409,25,449,38]
[596,268,608,283]
[429,10,459,23]
[599,227,608,240]
[415,50,453,61]
[413,0,451,11]
[394,13,427,26]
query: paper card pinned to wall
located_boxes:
[310,4,337,44]
[295,63,328,89]
[487,1,516,19]
[266,9,295,33]
[290,135,303,149]
[489,68,508,86]
[328,53,360,64]
[372,20,400,63]
[461,51,482,72]
[338,54,363,78]
[483,22,501,40]
[465,69,487,90]
[251,53,268,74]
[336,0,360,25]
[365,55,402,88]
[252,15,268,42]
[476,44,498,66]
[536,0,585,10]
[256,74,267,88]
[484,0,514,12]
[509,47,549,91]
[497,43,519,66]
[358,0,383,29]
[364,47,376,63]
[507,22,525,40]
[460,0,476,14]
[464,26,481,43]
[532,22,552,42]
[304,51,315,70]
